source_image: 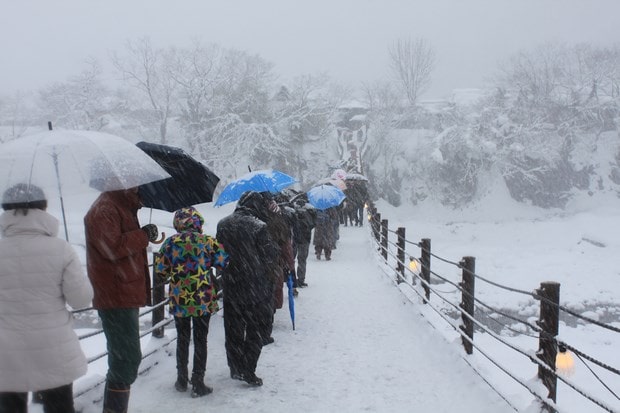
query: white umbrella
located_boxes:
[344,172,369,182]
[316,177,347,190]
[0,129,170,240]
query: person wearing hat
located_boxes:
[155,207,229,398]
[84,187,160,413]
[0,184,93,413]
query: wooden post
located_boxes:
[537,281,560,407]
[373,212,381,243]
[381,219,388,260]
[396,227,405,284]
[151,253,166,338]
[459,256,476,355]
[420,238,431,303]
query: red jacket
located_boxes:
[84,190,151,309]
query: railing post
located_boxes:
[380,219,388,260]
[537,281,560,409]
[459,256,476,355]
[420,238,431,303]
[372,212,381,243]
[396,227,405,283]
[152,252,165,338]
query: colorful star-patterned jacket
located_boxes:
[155,207,229,317]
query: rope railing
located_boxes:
[367,204,620,412]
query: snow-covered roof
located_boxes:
[338,99,368,110]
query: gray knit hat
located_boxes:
[2,183,47,211]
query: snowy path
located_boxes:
[75,225,513,413]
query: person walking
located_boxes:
[155,207,228,398]
[84,187,159,413]
[216,191,279,387]
[0,184,93,413]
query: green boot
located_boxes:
[103,382,130,413]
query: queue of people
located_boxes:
[0,177,366,412]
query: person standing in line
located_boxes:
[262,196,296,345]
[313,206,338,260]
[291,194,317,287]
[216,191,279,387]
[0,184,93,413]
[155,207,228,398]
[84,187,159,413]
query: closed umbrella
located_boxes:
[287,272,295,330]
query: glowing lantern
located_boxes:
[555,343,575,376]
[408,257,421,275]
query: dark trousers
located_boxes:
[296,242,310,283]
[223,297,272,376]
[0,384,74,413]
[315,245,332,260]
[99,308,141,386]
[175,315,211,381]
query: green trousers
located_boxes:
[99,308,142,386]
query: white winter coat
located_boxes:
[0,209,93,392]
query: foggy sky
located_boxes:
[3,0,620,99]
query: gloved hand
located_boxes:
[141,224,159,242]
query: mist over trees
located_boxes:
[1,39,619,210]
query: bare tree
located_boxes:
[111,37,177,144]
[388,37,436,106]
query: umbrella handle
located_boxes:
[151,232,166,244]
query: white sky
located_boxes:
[3,0,620,99]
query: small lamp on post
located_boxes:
[555,342,575,376]
[408,256,421,284]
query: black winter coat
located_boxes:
[216,204,278,305]
[292,204,317,245]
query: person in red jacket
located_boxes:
[84,187,159,413]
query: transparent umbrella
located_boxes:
[0,130,170,240]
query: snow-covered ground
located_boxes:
[26,188,620,413]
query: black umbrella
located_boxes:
[136,141,220,212]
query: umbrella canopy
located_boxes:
[331,168,347,180]
[214,169,297,207]
[136,141,220,212]
[0,130,170,239]
[316,177,347,190]
[287,272,295,330]
[344,172,369,182]
[307,184,346,210]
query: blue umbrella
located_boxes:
[287,272,295,330]
[214,169,297,207]
[307,184,346,210]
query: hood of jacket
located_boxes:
[0,209,59,238]
[235,191,270,222]
[173,206,204,233]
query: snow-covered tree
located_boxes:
[37,59,111,130]
[112,38,178,144]
[388,37,436,107]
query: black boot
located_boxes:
[175,367,188,392]
[190,374,213,398]
[175,377,188,392]
[242,372,263,387]
[103,382,130,413]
